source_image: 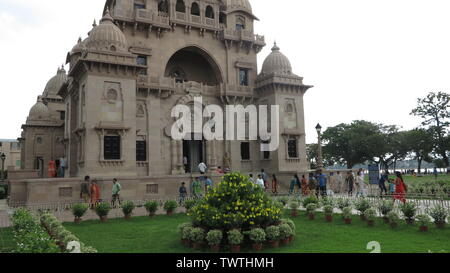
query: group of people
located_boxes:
[47,157,67,178]
[80,176,122,208]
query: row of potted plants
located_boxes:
[178,219,296,253]
[71,200,179,223]
[39,212,97,253]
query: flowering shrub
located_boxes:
[189,172,282,230]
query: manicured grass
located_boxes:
[61,212,450,253]
[0,227,14,253]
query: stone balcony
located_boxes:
[135,9,171,29]
[220,29,266,47]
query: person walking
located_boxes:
[289,176,296,195]
[204,176,213,193]
[249,174,255,184]
[179,182,187,206]
[394,171,407,203]
[355,170,366,197]
[316,170,327,197]
[335,171,343,194]
[48,160,56,178]
[90,180,100,208]
[308,173,317,196]
[260,169,269,190]
[256,175,265,189]
[301,175,309,196]
[379,171,389,196]
[271,174,279,195]
[198,162,207,175]
[111,178,122,207]
[80,176,91,203]
[192,177,203,199]
[346,171,355,196]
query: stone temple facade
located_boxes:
[13,0,312,204]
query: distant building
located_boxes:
[0,139,21,171]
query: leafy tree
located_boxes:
[405,128,434,173]
[307,143,334,169]
[411,92,450,167]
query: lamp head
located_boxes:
[315,123,322,134]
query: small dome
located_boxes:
[43,67,67,98]
[85,8,128,52]
[70,37,87,55]
[261,42,293,75]
[27,96,50,122]
[226,0,252,13]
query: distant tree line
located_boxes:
[307,91,449,173]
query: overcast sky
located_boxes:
[1,0,449,144]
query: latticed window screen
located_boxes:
[104,136,121,160]
[288,139,298,158]
[239,69,249,86]
[136,140,147,162]
[146,184,158,194]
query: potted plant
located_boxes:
[184,199,197,213]
[206,230,223,252]
[387,211,400,228]
[71,203,88,224]
[189,227,206,250]
[429,204,448,229]
[280,219,296,242]
[416,214,431,232]
[323,205,334,222]
[337,198,351,213]
[121,201,135,220]
[342,207,352,224]
[227,229,243,253]
[95,202,111,223]
[265,226,281,248]
[364,208,377,227]
[249,228,266,251]
[144,201,159,217]
[164,200,178,216]
[306,203,317,220]
[279,223,293,245]
[377,200,394,223]
[354,198,370,221]
[302,195,319,209]
[400,202,417,225]
[178,223,193,246]
[289,201,300,217]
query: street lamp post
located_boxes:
[0,153,6,181]
[315,124,324,171]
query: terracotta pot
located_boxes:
[124,214,131,220]
[367,220,375,227]
[210,245,220,252]
[360,215,366,221]
[192,242,203,250]
[344,218,352,224]
[269,240,279,248]
[167,210,174,216]
[419,226,428,232]
[382,217,389,223]
[100,216,108,223]
[290,210,298,217]
[390,222,398,229]
[405,218,415,225]
[281,238,290,245]
[325,215,333,222]
[435,222,446,229]
[74,217,82,224]
[231,245,241,253]
[252,243,263,251]
[308,213,315,220]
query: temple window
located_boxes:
[219,12,227,25]
[236,16,245,30]
[133,0,146,10]
[137,55,147,66]
[288,139,298,158]
[205,6,214,19]
[239,68,249,86]
[241,142,250,160]
[136,140,147,162]
[158,0,169,13]
[191,2,200,16]
[176,0,186,13]
[104,135,121,160]
[59,111,66,121]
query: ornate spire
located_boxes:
[101,7,114,23]
[92,19,97,27]
[271,41,280,52]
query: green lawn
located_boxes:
[57,212,450,253]
[0,227,14,253]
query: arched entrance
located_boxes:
[165,46,223,85]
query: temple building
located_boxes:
[14,0,312,204]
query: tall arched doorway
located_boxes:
[165,46,223,85]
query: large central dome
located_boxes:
[85,8,128,53]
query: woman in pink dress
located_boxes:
[393,172,407,203]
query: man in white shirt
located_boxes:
[256,175,265,189]
[198,162,207,174]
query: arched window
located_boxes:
[176,0,186,13]
[205,6,214,19]
[236,16,245,30]
[191,2,200,16]
[158,0,169,13]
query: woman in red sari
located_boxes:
[393,172,407,203]
[47,160,56,178]
[90,180,100,207]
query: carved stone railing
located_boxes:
[135,9,170,28]
[221,29,265,45]
[112,8,134,21]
